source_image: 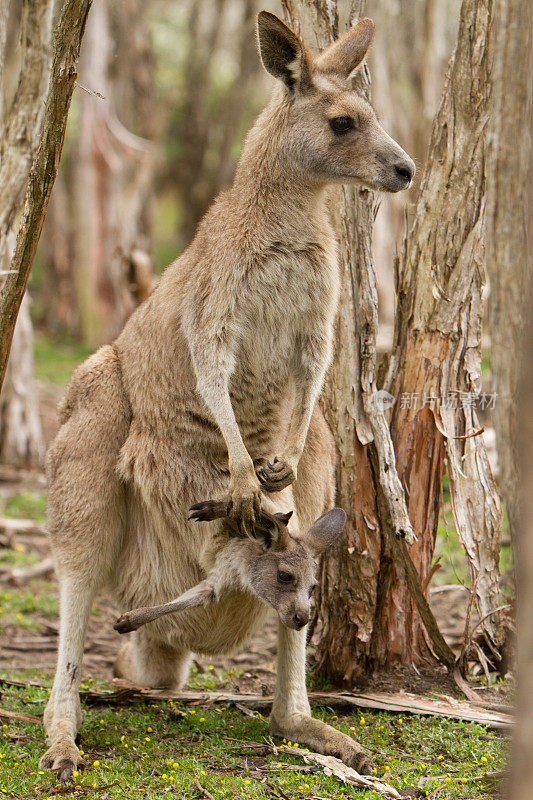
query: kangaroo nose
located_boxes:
[292,612,307,630]
[394,161,414,184]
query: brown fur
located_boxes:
[41,12,414,781]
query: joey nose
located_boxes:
[292,612,307,630]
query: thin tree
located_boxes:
[0,0,53,465]
[0,0,93,393]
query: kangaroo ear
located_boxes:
[252,509,292,550]
[257,11,312,93]
[317,17,374,78]
[303,508,346,556]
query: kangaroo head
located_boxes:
[246,506,346,630]
[256,11,414,192]
[189,499,346,630]
[115,504,346,636]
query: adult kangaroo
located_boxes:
[41,11,414,781]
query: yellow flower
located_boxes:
[100,719,104,724]
[93,760,100,767]
[349,726,355,731]
[201,770,206,776]
[446,776,451,783]
[461,777,467,784]
[79,749,84,755]
[189,709,196,715]
[359,717,365,725]
[481,756,487,763]
[173,762,179,769]
[145,737,151,742]
[147,727,152,732]
[120,736,125,742]
[162,773,167,779]
[38,770,44,774]
[294,743,299,748]
[72,771,79,778]
[244,779,251,785]
[398,717,403,724]
[199,718,205,722]
[208,665,214,670]
[437,755,444,760]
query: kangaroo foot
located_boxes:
[39,739,85,783]
[257,457,295,492]
[270,713,372,774]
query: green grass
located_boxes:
[2,492,47,522]
[33,334,93,386]
[0,673,507,799]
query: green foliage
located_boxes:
[3,492,47,522]
[33,334,93,386]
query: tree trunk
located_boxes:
[284,0,503,680]
[485,0,530,549]
[386,0,503,657]
[0,0,52,466]
[73,0,156,346]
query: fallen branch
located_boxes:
[0,516,46,536]
[196,780,216,800]
[0,676,512,728]
[3,555,54,585]
[0,708,41,723]
[280,744,401,798]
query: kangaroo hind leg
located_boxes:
[40,576,96,781]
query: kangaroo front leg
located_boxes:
[259,334,331,493]
[187,334,261,537]
[269,622,371,774]
[40,577,95,781]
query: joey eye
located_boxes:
[277,570,293,584]
[329,116,353,134]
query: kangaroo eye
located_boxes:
[310,583,318,595]
[329,116,353,134]
[277,570,293,584]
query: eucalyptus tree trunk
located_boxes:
[284,0,503,680]
[386,0,503,656]
[0,0,52,465]
[485,0,530,549]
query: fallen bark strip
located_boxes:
[0,707,41,723]
[0,517,47,536]
[0,677,512,728]
[95,682,513,729]
[280,745,401,799]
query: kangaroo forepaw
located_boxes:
[257,457,295,492]
[39,740,85,781]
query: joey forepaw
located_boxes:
[257,456,296,492]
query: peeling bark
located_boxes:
[387,0,503,651]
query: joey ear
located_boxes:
[257,11,311,93]
[252,508,292,550]
[303,508,346,556]
[317,17,375,78]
